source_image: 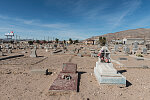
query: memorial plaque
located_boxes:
[62,63,77,73]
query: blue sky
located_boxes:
[0,0,150,40]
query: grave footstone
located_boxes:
[119,57,127,60]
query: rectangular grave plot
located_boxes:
[61,63,77,73]
[136,58,144,60]
[49,73,78,92]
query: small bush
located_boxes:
[136,54,143,57]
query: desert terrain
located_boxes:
[0,44,150,100]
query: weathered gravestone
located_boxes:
[45,46,49,52]
[142,48,147,54]
[0,46,2,51]
[0,51,4,56]
[146,44,150,50]
[114,45,119,52]
[132,42,138,53]
[30,49,37,57]
[123,45,130,54]
[8,49,12,53]
[91,53,98,57]
[77,53,83,57]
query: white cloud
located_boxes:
[111,0,142,29]
[0,14,70,29]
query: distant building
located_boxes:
[83,37,100,45]
[85,40,95,45]
[123,38,145,45]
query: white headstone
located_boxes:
[30,49,37,57]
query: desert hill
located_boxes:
[87,28,150,41]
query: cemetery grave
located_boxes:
[94,46,126,85]
[49,63,78,95]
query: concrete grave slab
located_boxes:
[136,57,144,60]
[49,73,78,92]
[94,46,126,85]
[49,63,78,94]
[119,57,128,60]
[94,67,126,84]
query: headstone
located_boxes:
[77,49,80,54]
[0,51,4,56]
[142,48,147,54]
[39,45,43,49]
[94,46,126,85]
[8,49,12,53]
[30,49,37,57]
[34,45,37,49]
[98,44,101,48]
[5,44,9,49]
[0,46,2,51]
[45,46,49,52]
[77,53,83,57]
[132,42,138,52]
[114,45,119,52]
[146,44,150,50]
[123,46,130,54]
[91,53,97,57]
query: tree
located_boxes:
[69,38,73,44]
[35,40,40,44]
[55,38,59,43]
[63,40,66,44]
[74,40,79,44]
[42,40,47,44]
[28,41,33,45]
[99,37,106,46]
